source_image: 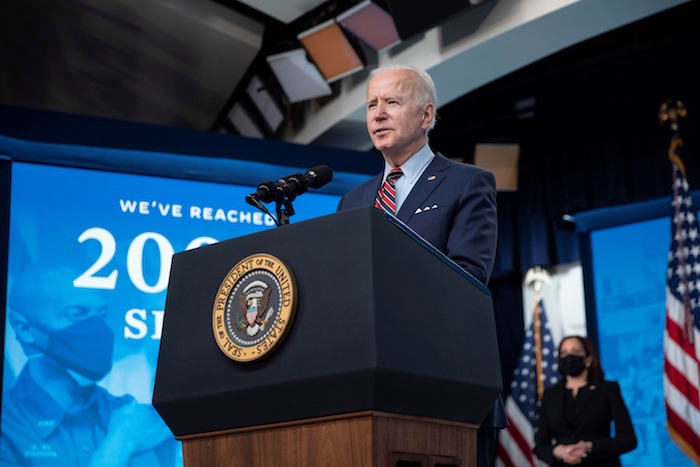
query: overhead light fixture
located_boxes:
[337,1,401,52]
[297,19,364,83]
[246,75,284,132]
[227,103,264,139]
[266,49,333,104]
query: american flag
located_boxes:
[664,133,700,464]
[496,297,560,467]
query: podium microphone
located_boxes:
[245,181,277,208]
[276,165,333,197]
[246,165,333,208]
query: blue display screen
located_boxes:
[1,162,341,465]
[590,217,693,466]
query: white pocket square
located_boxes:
[414,204,439,214]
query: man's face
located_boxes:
[30,281,108,334]
[366,69,433,162]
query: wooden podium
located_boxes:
[153,206,501,466]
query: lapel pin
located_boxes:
[427,175,436,181]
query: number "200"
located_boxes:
[72,227,217,293]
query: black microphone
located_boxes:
[245,181,278,207]
[276,165,333,197]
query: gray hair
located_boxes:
[368,64,438,132]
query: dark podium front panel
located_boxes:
[153,206,501,437]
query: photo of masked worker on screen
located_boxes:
[1,266,178,467]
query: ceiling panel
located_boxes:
[0,0,264,130]
[234,0,331,24]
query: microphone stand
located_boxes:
[245,190,295,227]
[275,192,296,226]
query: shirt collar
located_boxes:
[382,144,434,183]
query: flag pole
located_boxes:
[524,266,551,399]
[661,99,688,176]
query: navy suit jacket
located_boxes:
[533,380,637,466]
[337,153,498,285]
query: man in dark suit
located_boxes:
[337,64,505,467]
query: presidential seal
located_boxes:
[212,253,297,363]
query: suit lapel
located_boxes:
[363,174,383,206]
[568,384,597,427]
[397,154,450,223]
[550,384,570,429]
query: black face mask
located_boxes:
[559,355,586,377]
[36,315,114,381]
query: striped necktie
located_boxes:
[375,167,403,213]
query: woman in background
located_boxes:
[533,335,637,466]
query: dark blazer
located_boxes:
[533,380,638,466]
[337,153,498,285]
